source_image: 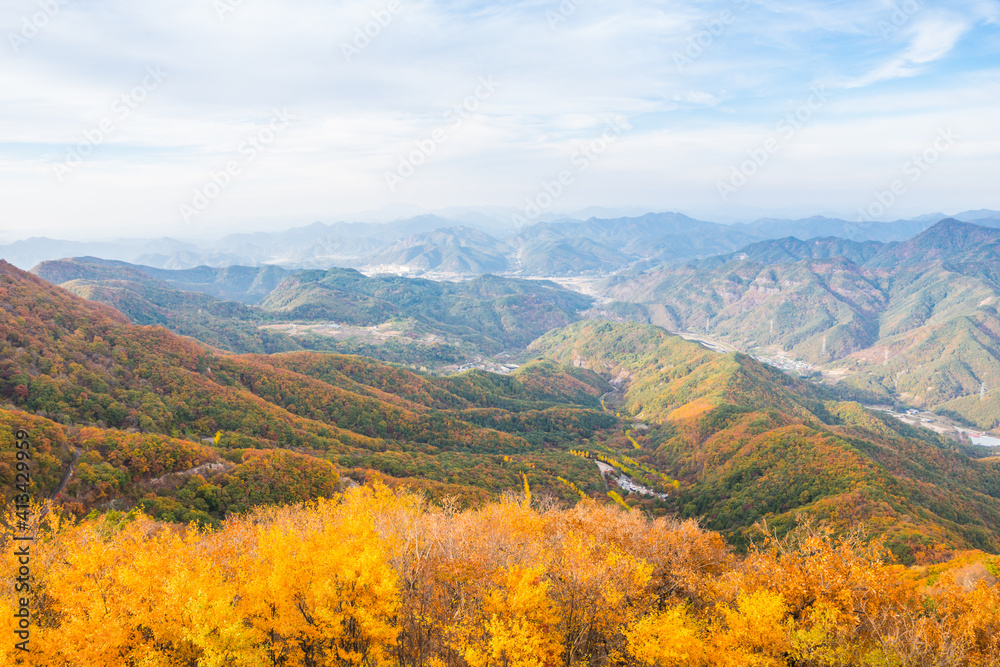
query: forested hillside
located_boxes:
[0,260,614,522]
[259,268,590,351]
[32,258,590,361]
[531,321,1000,560]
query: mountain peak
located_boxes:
[865,218,1000,268]
[926,216,989,229]
[916,217,1000,245]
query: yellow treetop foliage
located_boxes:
[556,476,589,501]
[607,489,631,511]
[2,488,999,666]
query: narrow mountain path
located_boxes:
[51,447,81,500]
[599,389,623,413]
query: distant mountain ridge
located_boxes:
[707,236,885,266]
[5,208,997,277]
[365,226,511,274]
[33,257,292,305]
[865,218,1000,274]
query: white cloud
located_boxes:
[842,16,970,88]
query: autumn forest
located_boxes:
[2,253,1000,666]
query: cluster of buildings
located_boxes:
[456,360,520,374]
[615,473,670,500]
[596,461,669,500]
[752,354,815,376]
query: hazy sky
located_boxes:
[1,0,998,240]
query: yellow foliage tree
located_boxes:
[459,564,561,667]
[236,493,400,666]
[627,604,707,666]
[2,486,999,666]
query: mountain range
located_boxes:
[6,208,999,277]
[19,213,1000,432]
[601,219,1000,431]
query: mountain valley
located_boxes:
[3,257,1000,565]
